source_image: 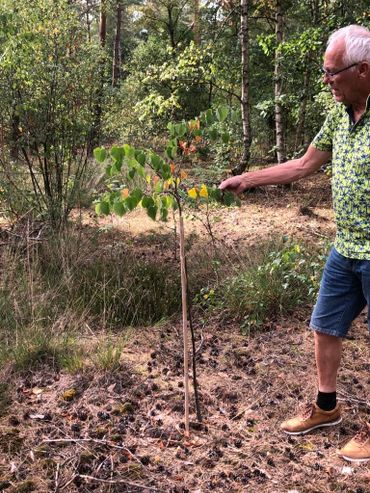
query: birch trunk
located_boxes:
[233,0,251,175]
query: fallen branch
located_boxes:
[337,390,369,407]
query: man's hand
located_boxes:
[219,174,248,195]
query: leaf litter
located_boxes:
[0,174,369,493]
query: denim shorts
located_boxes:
[310,247,370,338]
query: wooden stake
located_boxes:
[179,214,190,437]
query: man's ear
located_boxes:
[358,61,370,79]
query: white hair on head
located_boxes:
[327,25,370,65]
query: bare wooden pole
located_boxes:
[179,213,190,437]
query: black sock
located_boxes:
[316,391,337,411]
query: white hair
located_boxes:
[327,25,370,65]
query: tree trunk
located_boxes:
[193,0,201,45]
[294,63,310,152]
[91,0,107,151]
[167,5,176,49]
[99,0,107,47]
[86,0,92,43]
[112,0,123,87]
[274,0,286,163]
[233,0,251,175]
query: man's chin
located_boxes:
[331,91,344,103]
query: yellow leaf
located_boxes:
[121,188,129,198]
[188,187,198,199]
[146,174,151,184]
[199,184,208,198]
[180,170,188,180]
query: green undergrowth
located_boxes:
[214,238,328,334]
[0,224,329,372]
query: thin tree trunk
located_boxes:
[86,0,92,42]
[91,0,107,151]
[112,0,123,87]
[233,0,251,175]
[167,5,176,49]
[193,0,201,45]
[10,106,20,160]
[179,214,190,438]
[294,63,310,152]
[99,0,107,47]
[274,0,286,163]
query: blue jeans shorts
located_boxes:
[310,247,370,338]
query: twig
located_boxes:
[337,390,369,407]
[77,474,160,491]
[54,462,60,493]
[40,438,144,465]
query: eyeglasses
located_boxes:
[320,62,358,78]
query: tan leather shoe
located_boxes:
[338,423,370,463]
[281,403,342,435]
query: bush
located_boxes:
[218,239,327,334]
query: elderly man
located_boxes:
[220,24,370,463]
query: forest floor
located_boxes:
[0,173,369,493]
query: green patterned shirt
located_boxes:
[312,95,370,259]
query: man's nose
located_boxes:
[322,73,331,84]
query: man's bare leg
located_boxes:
[314,331,342,392]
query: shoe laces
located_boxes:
[353,424,370,444]
[300,403,315,420]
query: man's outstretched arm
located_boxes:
[219,146,331,194]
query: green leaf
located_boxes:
[221,133,230,144]
[178,122,187,138]
[209,128,218,141]
[222,192,241,206]
[128,168,136,179]
[105,165,112,176]
[135,150,146,166]
[147,205,158,221]
[111,161,122,174]
[110,146,124,164]
[210,188,222,202]
[160,207,168,222]
[125,196,136,211]
[216,106,229,122]
[113,201,126,216]
[131,189,143,205]
[94,147,107,163]
[165,145,177,160]
[162,163,171,180]
[167,122,175,137]
[96,201,110,215]
[123,144,135,158]
[205,109,214,125]
[142,195,155,209]
[151,153,164,171]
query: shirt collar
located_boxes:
[345,93,370,123]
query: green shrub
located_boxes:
[218,240,326,334]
